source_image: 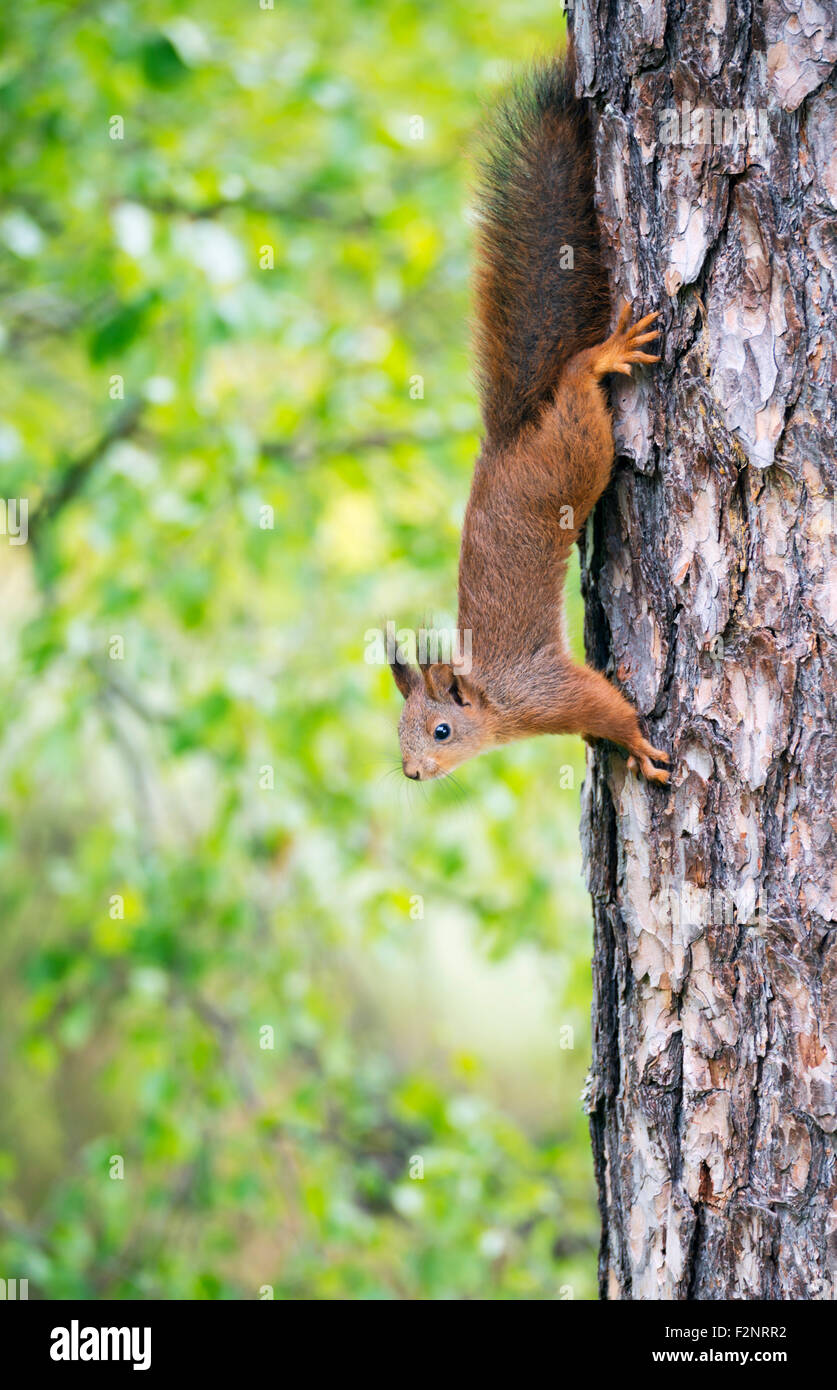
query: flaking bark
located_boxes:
[575,0,837,1300]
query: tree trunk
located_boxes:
[574,1,837,1299]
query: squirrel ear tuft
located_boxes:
[450,671,487,709]
[420,662,453,700]
[390,653,419,699]
[421,663,486,710]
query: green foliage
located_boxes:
[0,0,598,1299]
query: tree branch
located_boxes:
[260,427,457,465]
[28,399,144,548]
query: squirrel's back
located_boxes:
[472,46,610,446]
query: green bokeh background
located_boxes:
[0,0,599,1299]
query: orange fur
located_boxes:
[390,53,669,786]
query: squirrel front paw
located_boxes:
[626,736,671,785]
[592,301,661,380]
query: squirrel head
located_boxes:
[390,656,495,780]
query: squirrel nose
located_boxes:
[403,762,421,780]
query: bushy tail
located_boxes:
[472,46,610,445]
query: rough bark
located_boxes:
[574,0,837,1299]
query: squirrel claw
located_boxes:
[627,739,671,785]
[593,304,663,379]
[628,754,670,785]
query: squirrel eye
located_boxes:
[434,723,451,741]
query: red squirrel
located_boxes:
[390,48,670,786]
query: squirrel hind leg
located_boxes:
[589,302,661,380]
